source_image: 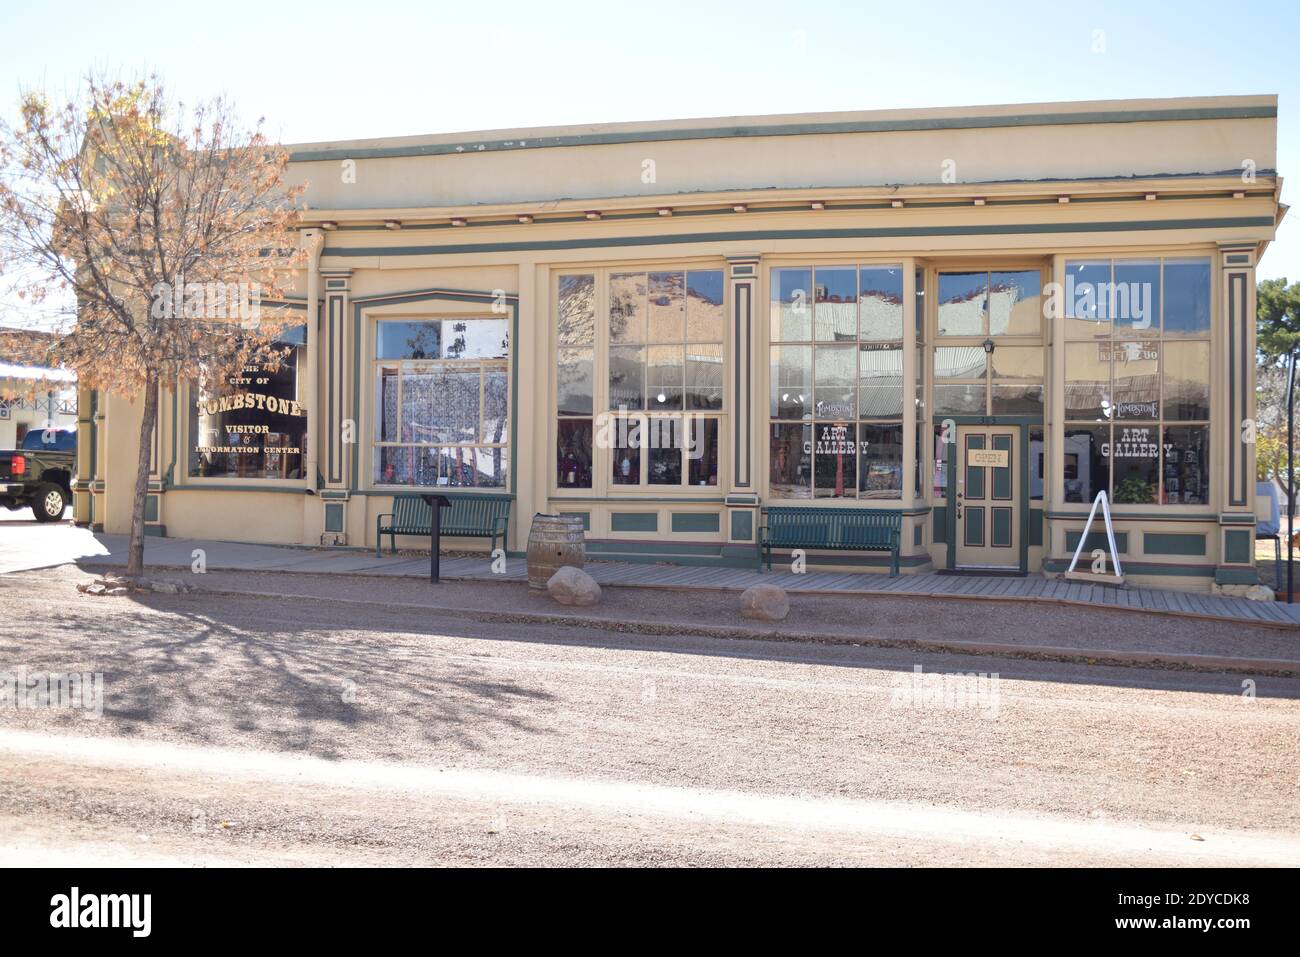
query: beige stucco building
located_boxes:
[77,94,1285,591]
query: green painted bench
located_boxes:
[759,506,901,576]
[375,493,511,558]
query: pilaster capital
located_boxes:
[300,229,326,267]
[726,253,761,280]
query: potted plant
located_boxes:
[1114,475,1154,505]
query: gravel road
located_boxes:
[2,568,1298,866]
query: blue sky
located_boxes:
[2,0,1295,281]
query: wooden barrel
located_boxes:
[526,513,586,589]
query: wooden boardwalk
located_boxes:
[429,556,1300,629]
[63,531,1300,630]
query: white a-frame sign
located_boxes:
[1064,490,1125,585]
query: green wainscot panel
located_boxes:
[1224,529,1252,564]
[672,512,720,533]
[560,511,591,531]
[324,503,344,533]
[1143,532,1207,556]
[611,512,658,533]
[1065,531,1129,554]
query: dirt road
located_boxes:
[2,570,1297,866]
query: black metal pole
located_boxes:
[1288,350,1296,604]
[430,504,441,584]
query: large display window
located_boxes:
[1062,257,1211,506]
[768,264,905,500]
[372,317,509,489]
[188,327,307,480]
[555,268,725,492]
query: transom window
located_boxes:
[373,317,509,488]
[932,269,1044,416]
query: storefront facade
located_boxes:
[76,95,1283,592]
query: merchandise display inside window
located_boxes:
[1062,257,1211,505]
[372,317,509,488]
[558,269,725,491]
[556,274,596,489]
[769,264,905,499]
[931,424,949,499]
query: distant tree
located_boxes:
[0,73,302,576]
[1256,279,1300,510]
[1257,277,1300,363]
[1257,362,1300,519]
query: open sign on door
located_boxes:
[968,449,1009,468]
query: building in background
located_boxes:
[0,328,77,447]
[78,95,1283,593]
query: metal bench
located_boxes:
[759,506,901,576]
[375,493,511,558]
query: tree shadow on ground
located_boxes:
[1,585,556,761]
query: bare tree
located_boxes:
[0,74,303,576]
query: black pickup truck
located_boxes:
[0,427,76,521]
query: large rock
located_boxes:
[1213,583,1276,602]
[1244,584,1276,602]
[740,583,789,622]
[547,566,602,606]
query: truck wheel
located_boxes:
[33,483,67,522]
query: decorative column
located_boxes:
[321,269,351,488]
[318,268,352,546]
[723,254,760,560]
[901,261,920,556]
[1046,255,1068,561]
[1216,242,1259,589]
[300,228,325,492]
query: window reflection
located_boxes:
[1062,257,1211,506]
[770,265,905,499]
[988,270,1042,336]
[938,271,987,336]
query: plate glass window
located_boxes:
[770,265,904,499]
[373,317,509,488]
[1062,257,1211,505]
